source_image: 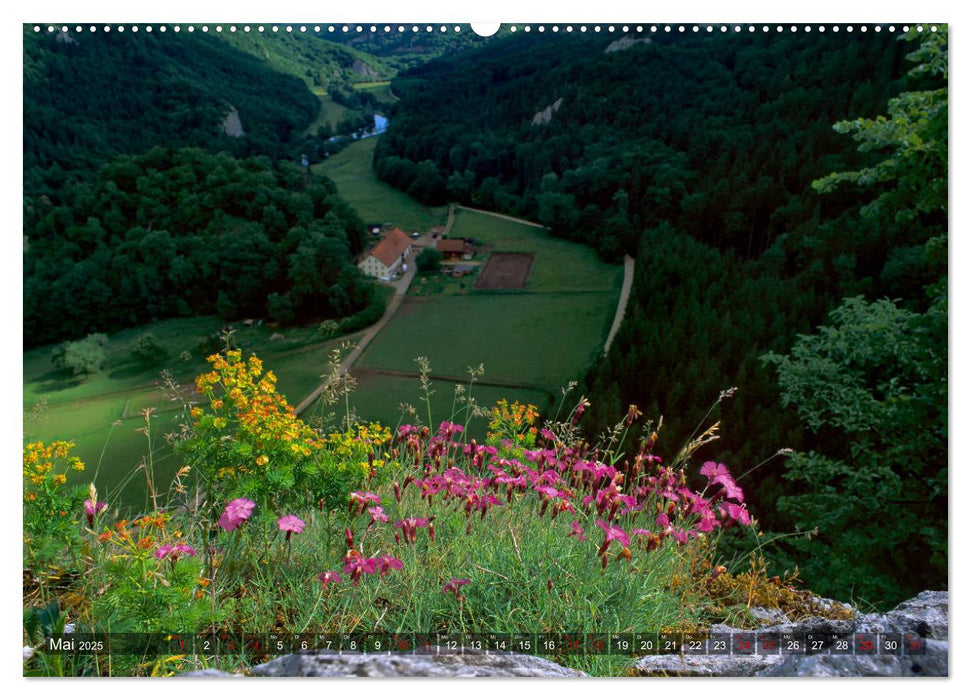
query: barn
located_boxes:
[358,228,414,280]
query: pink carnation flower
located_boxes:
[277,515,305,540]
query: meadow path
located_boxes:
[454,204,544,229]
[603,255,635,356]
[293,224,454,415]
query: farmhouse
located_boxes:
[436,238,475,261]
[358,228,413,280]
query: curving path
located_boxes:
[454,204,545,229]
[603,255,635,356]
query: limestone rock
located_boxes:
[180,668,243,677]
[632,590,947,677]
[252,649,586,677]
[632,653,786,677]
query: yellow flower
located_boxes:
[255,455,269,466]
[69,457,85,472]
[212,417,227,429]
[211,399,223,410]
[52,474,67,486]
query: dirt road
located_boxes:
[603,255,635,356]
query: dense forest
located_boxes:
[23,28,321,197]
[375,28,948,603]
[23,28,379,347]
[24,148,374,346]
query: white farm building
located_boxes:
[358,227,413,280]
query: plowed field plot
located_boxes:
[474,252,535,290]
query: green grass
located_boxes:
[315,137,447,233]
[356,293,617,390]
[305,372,554,441]
[355,81,398,104]
[305,91,356,134]
[450,208,622,292]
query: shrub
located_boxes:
[416,246,443,272]
[178,350,391,513]
[128,332,169,365]
[23,441,87,574]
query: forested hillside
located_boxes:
[23,27,319,198]
[24,149,373,346]
[23,27,378,348]
[375,28,948,603]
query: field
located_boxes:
[355,81,398,105]
[305,90,354,134]
[357,207,623,395]
[304,370,553,441]
[451,208,621,292]
[315,137,447,233]
[23,316,364,507]
[357,293,617,390]
[475,252,535,290]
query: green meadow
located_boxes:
[357,293,617,390]
[355,81,398,104]
[449,208,622,292]
[314,137,447,233]
[359,207,623,393]
[306,90,354,134]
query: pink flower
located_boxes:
[368,506,389,524]
[438,421,465,438]
[595,520,630,554]
[568,521,586,541]
[84,499,108,516]
[442,578,471,598]
[343,551,377,585]
[701,461,731,480]
[374,554,404,577]
[671,529,691,545]
[350,491,380,505]
[226,497,255,520]
[218,498,255,532]
[716,476,745,503]
[277,515,305,539]
[394,517,432,544]
[722,502,751,525]
[571,397,590,424]
[349,491,381,515]
[317,570,342,588]
[84,499,108,527]
[155,543,196,562]
[698,509,719,533]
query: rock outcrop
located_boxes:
[221,106,244,138]
[632,590,947,677]
[179,592,946,677]
[531,98,563,126]
[251,650,586,677]
[604,36,652,53]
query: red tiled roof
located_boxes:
[370,228,411,267]
[436,238,467,254]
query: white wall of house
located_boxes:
[358,254,400,280]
